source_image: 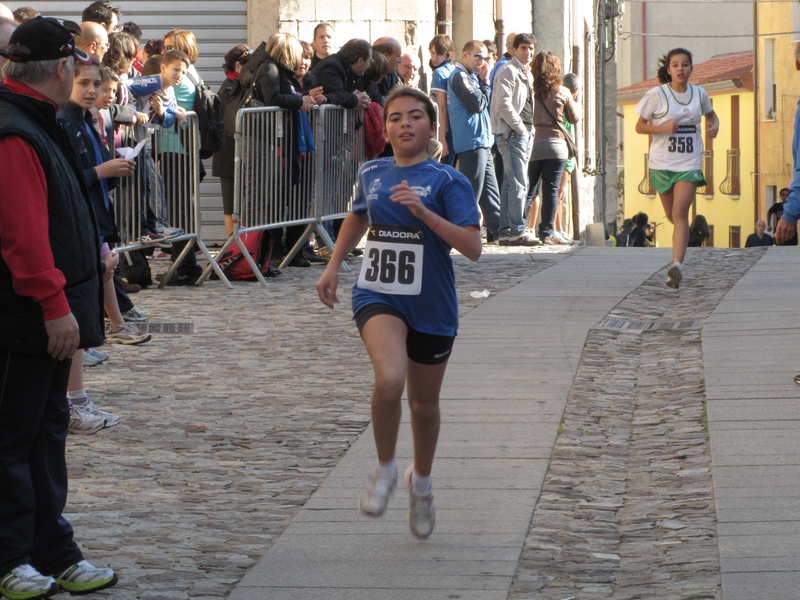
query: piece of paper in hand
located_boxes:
[117,137,148,160]
[469,289,490,298]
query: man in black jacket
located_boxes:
[309,38,371,110]
[0,16,118,599]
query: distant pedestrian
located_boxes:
[616,218,633,247]
[635,47,719,288]
[628,212,650,247]
[744,220,773,247]
[687,214,710,247]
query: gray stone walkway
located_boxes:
[704,248,800,599]
[227,248,674,600]
[60,246,800,600]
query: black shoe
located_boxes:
[156,273,199,286]
[289,256,311,268]
[301,247,328,264]
[351,247,364,257]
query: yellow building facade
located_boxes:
[754,2,800,220]
[618,53,755,247]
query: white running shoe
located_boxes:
[666,261,683,289]
[68,403,105,435]
[404,464,435,539]
[358,465,397,517]
[75,398,120,428]
[0,564,58,600]
[53,560,118,595]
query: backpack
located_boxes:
[213,231,279,280]
[186,70,225,159]
[122,249,152,287]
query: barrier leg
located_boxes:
[157,236,196,289]
[315,221,349,272]
[195,238,232,289]
[278,222,316,270]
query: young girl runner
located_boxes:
[316,87,482,539]
[635,48,719,288]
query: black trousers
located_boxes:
[0,353,83,576]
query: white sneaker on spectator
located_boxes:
[73,397,120,428]
[121,307,151,322]
[0,564,58,600]
[68,403,105,435]
[107,323,151,345]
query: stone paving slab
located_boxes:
[704,248,800,600]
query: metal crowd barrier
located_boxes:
[201,104,366,287]
[115,111,231,288]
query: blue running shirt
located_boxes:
[351,157,480,336]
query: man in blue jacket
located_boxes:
[448,40,501,243]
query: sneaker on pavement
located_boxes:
[107,323,151,345]
[499,232,541,246]
[358,465,397,517]
[404,464,435,539]
[156,224,184,237]
[73,397,120,428]
[541,235,563,245]
[316,246,333,260]
[53,561,118,596]
[666,261,683,289]
[121,307,151,322]
[0,564,59,600]
[68,404,105,435]
[150,250,170,261]
[122,282,141,293]
[140,232,173,248]
[82,349,101,367]
[86,348,109,363]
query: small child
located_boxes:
[137,52,187,127]
[58,59,152,433]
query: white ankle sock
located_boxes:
[412,470,432,495]
[378,459,397,479]
[68,389,88,405]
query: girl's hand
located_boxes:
[134,111,149,124]
[389,180,428,220]
[705,119,719,139]
[103,251,119,282]
[315,267,340,309]
[96,158,135,179]
[658,119,678,134]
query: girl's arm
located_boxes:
[389,180,482,261]
[315,212,370,308]
[635,115,678,135]
[705,109,719,139]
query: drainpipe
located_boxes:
[437,0,452,37]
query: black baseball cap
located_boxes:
[0,16,91,64]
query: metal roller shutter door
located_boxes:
[27,0,247,244]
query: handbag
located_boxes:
[541,96,578,160]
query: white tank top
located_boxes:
[640,84,707,171]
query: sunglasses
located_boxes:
[468,52,489,61]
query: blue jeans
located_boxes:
[527,157,567,240]
[456,147,501,237]
[496,131,532,238]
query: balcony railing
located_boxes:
[637,153,656,196]
[719,149,740,197]
[696,150,714,196]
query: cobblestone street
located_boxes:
[66,246,567,600]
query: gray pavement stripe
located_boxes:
[508,247,766,599]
